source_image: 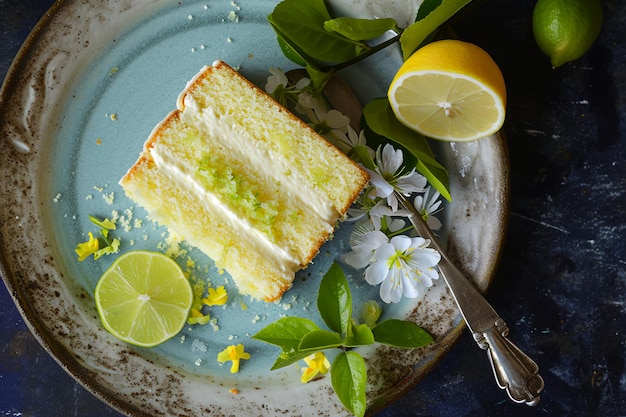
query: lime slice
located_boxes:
[95,250,193,347]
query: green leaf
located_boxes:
[363,98,451,201]
[331,351,367,417]
[299,329,343,351]
[323,17,398,41]
[252,316,320,351]
[269,0,366,64]
[275,32,310,66]
[371,319,433,348]
[400,0,473,59]
[344,321,376,347]
[416,0,443,20]
[317,262,352,335]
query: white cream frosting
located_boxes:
[151,144,301,274]
[179,94,339,225]
[150,92,344,273]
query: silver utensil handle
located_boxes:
[395,191,544,405]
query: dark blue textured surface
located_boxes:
[2,0,625,416]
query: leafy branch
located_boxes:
[252,263,432,417]
[269,0,473,74]
[268,0,474,202]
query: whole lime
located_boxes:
[532,0,603,68]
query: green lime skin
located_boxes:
[532,0,603,68]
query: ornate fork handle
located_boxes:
[395,191,544,405]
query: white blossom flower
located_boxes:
[413,186,443,231]
[347,196,396,229]
[295,90,325,115]
[363,235,440,304]
[265,67,289,94]
[265,69,310,107]
[343,227,389,269]
[333,125,374,156]
[363,144,427,212]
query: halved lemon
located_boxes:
[388,40,506,142]
[95,250,193,347]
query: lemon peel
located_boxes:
[388,40,506,142]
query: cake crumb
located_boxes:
[191,339,208,353]
[161,231,187,258]
[210,317,219,332]
[227,11,239,22]
[119,208,133,232]
[103,192,114,205]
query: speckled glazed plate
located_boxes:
[0,1,509,416]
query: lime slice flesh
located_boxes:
[95,250,193,347]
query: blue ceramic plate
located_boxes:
[0,1,509,416]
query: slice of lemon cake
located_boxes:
[120,61,368,301]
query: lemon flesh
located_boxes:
[388,40,506,142]
[95,251,193,347]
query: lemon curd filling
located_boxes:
[196,153,279,233]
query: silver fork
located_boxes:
[286,68,544,405]
[395,190,544,405]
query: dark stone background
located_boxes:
[1,0,624,416]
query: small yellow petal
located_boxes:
[217,344,250,373]
[203,286,228,306]
[301,352,330,383]
[75,232,99,261]
[301,366,318,383]
[187,307,211,325]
